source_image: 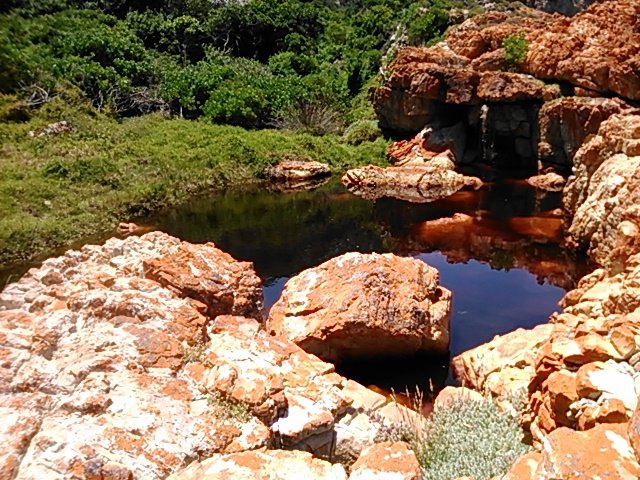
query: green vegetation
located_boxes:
[388,395,531,480]
[1,0,472,128]
[0,0,483,267]
[206,390,253,424]
[0,102,387,268]
[503,32,529,71]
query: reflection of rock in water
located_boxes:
[392,212,589,290]
[266,175,330,193]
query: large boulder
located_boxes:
[267,252,452,364]
[341,163,482,204]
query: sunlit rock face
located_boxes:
[341,163,482,204]
[267,251,452,364]
[0,232,266,479]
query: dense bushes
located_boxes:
[1,0,478,128]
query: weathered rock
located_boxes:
[563,113,640,267]
[341,164,482,203]
[265,159,331,182]
[387,122,466,166]
[537,97,632,170]
[267,252,451,363]
[167,449,347,480]
[452,324,554,407]
[525,172,566,192]
[503,424,640,479]
[0,232,268,479]
[142,237,263,320]
[348,442,422,480]
[524,0,640,101]
[433,386,483,411]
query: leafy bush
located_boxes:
[343,119,382,145]
[503,32,528,70]
[275,99,344,136]
[406,0,452,45]
[393,396,531,480]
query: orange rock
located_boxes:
[349,442,422,480]
[267,252,451,363]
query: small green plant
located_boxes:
[182,341,207,364]
[389,394,531,480]
[205,391,253,424]
[503,32,529,71]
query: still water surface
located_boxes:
[152,178,588,394]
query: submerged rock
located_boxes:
[341,164,482,204]
[267,252,451,364]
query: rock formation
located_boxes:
[0,233,430,478]
[341,163,482,203]
[265,159,332,191]
[267,252,451,363]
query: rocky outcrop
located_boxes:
[267,252,452,364]
[387,122,466,166]
[167,449,348,480]
[0,233,437,478]
[0,233,266,479]
[524,0,640,101]
[563,113,640,267]
[341,163,482,204]
[537,97,633,171]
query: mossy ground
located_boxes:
[0,103,388,269]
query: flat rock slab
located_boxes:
[267,251,451,364]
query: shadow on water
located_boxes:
[2,177,591,401]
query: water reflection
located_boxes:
[150,178,588,395]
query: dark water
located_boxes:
[150,178,589,396]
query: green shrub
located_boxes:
[503,32,528,70]
[343,119,382,145]
[394,396,531,480]
[406,0,452,45]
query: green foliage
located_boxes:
[390,396,531,480]
[1,0,475,126]
[0,106,387,267]
[503,32,528,70]
[343,119,382,145]
[206,391,253,424]
[406,0,452,45]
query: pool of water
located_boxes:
[149,178,589,395]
